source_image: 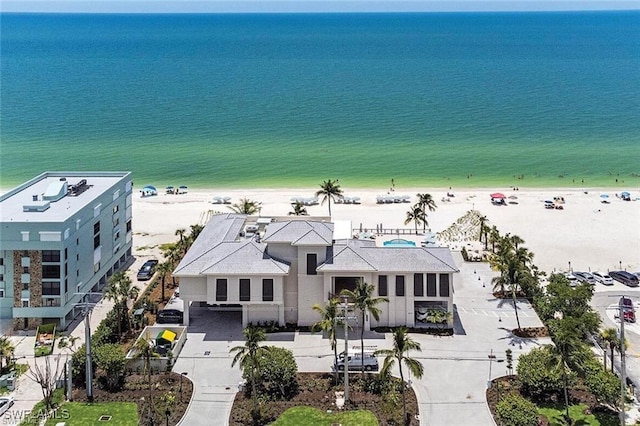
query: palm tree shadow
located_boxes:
[497,327,545,349]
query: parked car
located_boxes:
[619,296,636,323]
[610,271,640,287]
[334,351,379,372]
[564,273,578,287]
[137,259,158,281]
[156,309,183,324]
[0,396,14,416]
[593,271,614,285]
[573,271,596,285]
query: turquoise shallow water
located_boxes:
[1,12,639,189]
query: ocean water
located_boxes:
[1,12,639,189]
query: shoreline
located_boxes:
[127,186,640,277]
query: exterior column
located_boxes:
[183,299,190,326]
[242,305,248,328]
[278,304,284,327]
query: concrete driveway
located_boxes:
[174,252,550,426]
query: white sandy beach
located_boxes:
[132,186,640,275]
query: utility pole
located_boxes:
[343,296,349,402]
[74,292,101,403]
[619,296,626,426]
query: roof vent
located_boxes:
[68,179,89,196]
[43,180,68,202]
[32,194,39,201]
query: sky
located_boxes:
[2,0,640,13]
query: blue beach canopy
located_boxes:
[600,194,609,198]
[621,191,630,197]
[142,185,157,191]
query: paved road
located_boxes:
[174,252,550,426]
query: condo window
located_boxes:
[0,290,4,298]
[22,283,29,291]
[240,279,251,301]
[262,279,274,302]
[0,274,3,282]
[395,276,405,297]
[126,220,132,233]
[216,279,227,301]
[22,300,29,308]
[93,222,100,235]
[42,282,61,296]
[94,234,100,249]
[378,275,388,297]
[439,274,450,297]
[414,274,424,297]
[23,267,29,274]
[306,253,317,275]
[41,265,59,279]
[0,258,3,266]
[426,273,437,297]
[113,204,119,214]
[42,250,61,263]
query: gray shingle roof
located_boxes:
[201,241,290,275]
[262,220,334,246]
[318,241,458,273]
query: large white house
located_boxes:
[174,214,458,330]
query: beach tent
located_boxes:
[621,191,631,201]
[140,185,158,196]
[156,329,177,347]
[178,185,188,194]
[166,185,174,193]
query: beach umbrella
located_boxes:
[166,185,174,190]
[179,185,188,189]
[142,185,157,191]
[621,191,630,197]
[600,194,609,198]
[490,193,506,199]
[544,200,553,204]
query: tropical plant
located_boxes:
[600,327,620,373]
[288,201,308,216]
[258,346,298,399]
[230,325,270,423]
[341,280,388,374]
[0,336,15,373]
[311,299,344,383]
[416,193,437,231]
[478,214,488,249]
[517,346,566,397]
[175,228,186,245]
[404,204,423,233]
[425,309,452,329]
[132,333,160,423]
[229,198,262,215]
[315,179,343,216]
[375,327,424,425]
[105,272,140,339]
[495,393,539,426]
[94,343,126,391]
[156,262,172,302]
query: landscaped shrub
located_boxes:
[517,346,570,397]
[582,359,620,406]
[495,394,539,426]
[94,343,126,391]
[257,346,298,400]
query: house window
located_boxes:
[216,279,227,301]
[439,274,450,297]
[414,274,424,297]
[378,275,388,297]
[239,279,251,301]
[42,282,61,296]
[395,276,405,297]
[306,253,317,275]
[426,273,437,297]
[262,279,274,302]
[42,250,61,262]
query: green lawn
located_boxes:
[538,403,619,426]
[270,406,378,426]
[44,402,138,426]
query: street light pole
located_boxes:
[619,297,626,426]
[74,292,102,403]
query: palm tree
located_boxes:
[311,299,343,383]
[156,262,172,302]
[489,225,501,253]
[600,328,620,373]
[175,228,186,245]
[288,201,308,216]
[230,325,269,422]
[0,337,15,373]
[376,328,424,425]
[188,224,204,245]
[105,272,139,339]
[510,234,525,250]
[341,280,388,374]
[478,214,488,249]
[133,333,160,423]
[229,198,261,215]
[416,193,437,231]
[404,204,423,233]
[315,179,343,216]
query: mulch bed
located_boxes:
[229,372,419,425]
[512,326,549,338]
[72,371,193,425]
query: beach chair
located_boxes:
[212,196,223,204]
[223,196,232,204]
[351,196,361,204]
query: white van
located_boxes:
[334,351,379,372]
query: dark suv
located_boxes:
[136,259,158,281]
[610,271,639,287]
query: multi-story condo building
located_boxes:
[0,172,133,330]
[174,214,458,330]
